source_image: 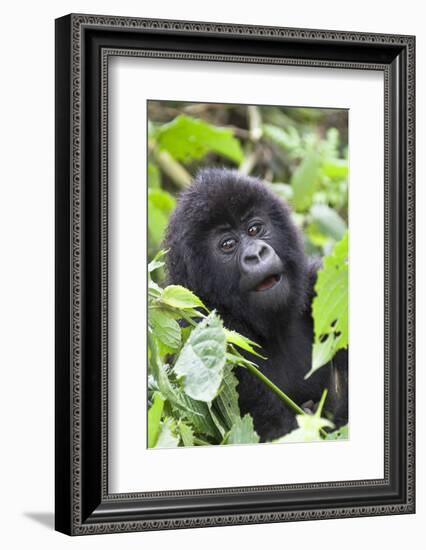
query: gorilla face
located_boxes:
[207,212,289,311]
[165,169,309,336]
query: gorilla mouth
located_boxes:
[254,274,281,292]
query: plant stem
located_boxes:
[152,147,192,188]
[241,357,329,438]
[248,105,263,141]
[243,361,305,416]
[179,310,203,327]
[239,148,259,175]
[316,389,328,417]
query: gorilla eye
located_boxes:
[248,223,263,237]
[220,237,237,252]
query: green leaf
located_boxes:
[177,420,195,446]
[212,366,241,429]
[148,332,203,418]
[291,152,321,212]
[322,159,348,180]
[149,308,181,351]
[155,114,243,164]
[148,188,176,213]
[307,232,349,378]
[148,200,168,247]
[147,392,165,448]
[224,414,260,445]
[178,393,223,439]
[147,315,225,441]
[148,190,175,248]
[310,204,347,242]
[148,278,162,300]
[161,285,207,310]
[224,329,265,358]
[148,249,167,274]
[208,402,227,437]
[155,418,180,448]
[274,413,334,443]
[148,162,161,189]
[325,424,349,440]
[174,312,227,402]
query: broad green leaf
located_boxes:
[180,325,193,345]
[147,392,165,448]
[149,308,181,351]
[224,414,260,445]
[148,188,176,213]
[325,424,349,440]
[213,366,241,429]
[291,152,321,212]
[310,335,336,375]
[224,329,265,358]
[148,190,175,248]
[155,418,180,448]
[178,393,223,439]
[274,413,334,443]
[161,285,207,310]
[148,332,203,418]
[156,114,244,164]
[148,200,168,247]
[208,402,227,437]
[307,232,349,378]
[310,204,347,241]
[174,312,227,402]
[148,162,161,189]
[275,389,333,443]
[322,159,348,180]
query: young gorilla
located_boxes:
[165,168,348,441]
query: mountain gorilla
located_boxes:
[165,168,348,441]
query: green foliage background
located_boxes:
[147,101,349,448]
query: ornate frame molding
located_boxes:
[55,14,415,535]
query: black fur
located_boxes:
[165,168,348,441]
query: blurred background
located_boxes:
[147,101,348,273]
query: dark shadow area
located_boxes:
[24,512,54,530]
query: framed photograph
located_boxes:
[55,14,415,535]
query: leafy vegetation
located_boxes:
[147,102,349,447]
[148,251,347,447]
[308,232,349,378]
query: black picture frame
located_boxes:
[55,13,415,536]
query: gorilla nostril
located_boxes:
[259,244,270,260]
[243,243,271,266]
[243,252,260,265]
